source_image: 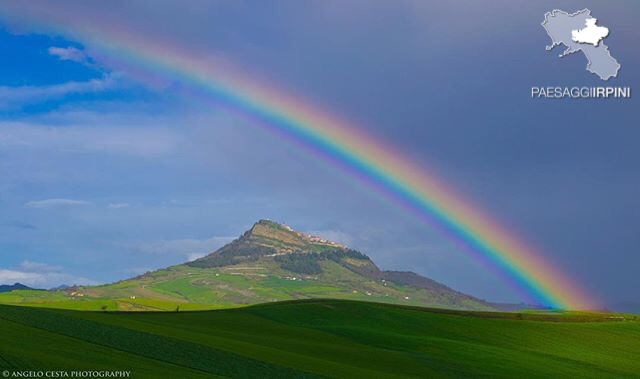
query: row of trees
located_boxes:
[275,249,370,274]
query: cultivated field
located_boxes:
[0,299,638,378]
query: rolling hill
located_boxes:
[0,299,638,378]
[0,283,42,293]
[0,220,492,311]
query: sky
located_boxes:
[0,1,638,306]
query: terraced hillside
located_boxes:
[0,220,491,311]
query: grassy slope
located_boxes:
[0,221,491,311]
[0,258,492,311]
[1,300,638,378]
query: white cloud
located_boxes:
[0,119,178,157]
[116,236,234,259]
[48,46,90,64]
[108,203,130,209]
[0,75,116,110]
[25,198,91,209]
[0,260,97,288]
[0,270,42,285]
[18,260,63,272]
[187,252,207,261]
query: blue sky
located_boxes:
[0,1,638,305]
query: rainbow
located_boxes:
[2,5,597,309]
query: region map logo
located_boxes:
[532,9,629,99]
[543,9,619,81]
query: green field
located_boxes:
[0,259,491,311]
[1,299,638,378]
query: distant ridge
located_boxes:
[6,220,494,311]
[0,282,43,293]
[609,301,640,315]
[49,284,72,291]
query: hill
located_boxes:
[0,299,638,378]
[0,283,42,293]
[0,220,491,310]
[610,301,640,315]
